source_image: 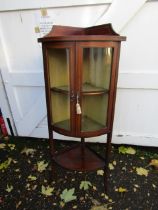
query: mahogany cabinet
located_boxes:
[38,24,126,188]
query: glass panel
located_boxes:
[51,92,70,130]
[48,48,70,131]
[48,48,70,91]
[82,47,113,92]
[81,94,108,132]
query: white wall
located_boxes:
[114,1,158,145]
[0,0,158,146]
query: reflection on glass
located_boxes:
[81,94,108,132]
[48,48,69,91]
[82,47,113,92]
[51,92,70,130]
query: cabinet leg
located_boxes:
[81,137,85,171]
[49,131,55,156]
[104,132,112,193]
[49,131,56,180]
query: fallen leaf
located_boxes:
[92,186,97,191]
[104,194,109,200]
[28,175,37,181]
[0,158,12,170]
[6,184,13,192]
[118,146,127,154]
[126,147,136,154]
[21,147,36,155]
[80,197,84,201]
[119,146,136,155]
[8,144,15,150]
[97,170,104,176]
[115,187,127,193]
[12,159,17,164]
[26,183,30,190]
[0,143,6,149]
[80,181,92,190]
[37,161,48,172]
[136,167,148,177]
[113,160,117,166]
[41,185,54,196]
[16,201,22,209]
[32,185,37,190]
[60,188,76,203]
[108,163,114,170]
[149,159,158,169]
[60,201,65,207]
[122,166,126,171]
[152,184,156,188]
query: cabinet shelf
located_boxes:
[53,116,105,132]
[51,83,108,95]
[51,86,69,94]
[54,144,105,171]
[82,116,105,131]
[53,119,70,130]
[82,83,108,93]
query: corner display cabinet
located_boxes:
[38,24,126,190]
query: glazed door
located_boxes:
[76,42,118,137]
[46,42,76,136]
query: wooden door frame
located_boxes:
[76,41,120,138]
[43,41,76,137]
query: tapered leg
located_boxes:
[104,132,112,193]
[81,137,85,171]
[49,131,55,156]
[49,131,56,179]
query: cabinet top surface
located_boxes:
[38,24,126,42]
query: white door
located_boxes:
[0,11,48,137]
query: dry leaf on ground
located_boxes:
[136,167,149,177]
[41,185,54,196]
[149,159,158,169]
[115,187,127,193]
[97,170,104,176]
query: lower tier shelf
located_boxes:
[53,144,105,171]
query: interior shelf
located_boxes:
[51,83,108,94]
[51,86,69,94]
[82,116,105,132]
[54,144,105,171]
[53,119,70,130]
[82,83,108,93]
[53,116,105,132]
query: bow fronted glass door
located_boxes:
[46,42,76,136]
[76,42,116,137]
